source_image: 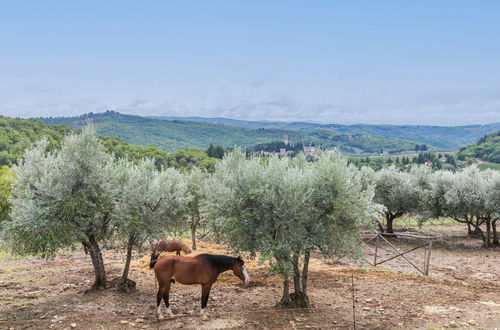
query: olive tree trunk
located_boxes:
[121,236,134,281]
[485,218,492,247]
[191,222,197,250]
[492,220,498,246]
[83,236,107,290]
[117,236,137,292]
[292,253,301,294]
[301,250,310,296]
[386,214,395,234]
[278,274,291,307]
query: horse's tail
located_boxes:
[180,242,192,255]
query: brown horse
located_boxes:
[149,252,250,319]
[152,239,192,256]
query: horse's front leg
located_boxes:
[200,283,212,319]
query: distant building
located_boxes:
[424,161,433,167]
[283,134,289,145]
[279,148,287,156]
[303,146,317,156]
[439,157,448,163]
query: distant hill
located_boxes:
[0,116,219,170]
[457,131,500,163]
[40,112,423,153]
[152,116,500,150]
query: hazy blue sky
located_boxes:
[1,1,499,125]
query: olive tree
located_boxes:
[488,170,500,246]
[373,166,422,233]
[432,166,494,246]
[0,166,15,227]
[1,127,117,289]
[113,158,188,290]
[203,151,379,307]
[183,167,209,250]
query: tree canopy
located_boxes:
[203,150,380,306]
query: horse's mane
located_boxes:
[198,254,241,271]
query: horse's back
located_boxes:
[154,255,214,285]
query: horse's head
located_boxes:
[232,256,250,284]
[149,242,164,268]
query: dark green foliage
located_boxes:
[414,144,428,151]
[251,140,305,154]
[39,111,425,153]
[206,144,225,159]
[457,131,500,163]
[0,116,73,166]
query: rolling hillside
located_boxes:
[40,112,423,153]
[458,130,500,163]
[0,116,220,170]
[152,116,500,150]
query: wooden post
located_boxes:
[423,245,428,275]
[425,241,433,275]
[374,234,379,266]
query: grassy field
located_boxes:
[478,162,500,171]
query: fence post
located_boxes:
[425,241,433,275]
[374,234,379,266]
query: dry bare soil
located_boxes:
[1,223,498,329]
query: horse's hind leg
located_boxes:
[156,286,165,320]
[200,283,212,319]
[162,282,174,317]
[156,282,173,319]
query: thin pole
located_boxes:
[351,270,356,330]
[425,241,433,276]
[374,234,379,266]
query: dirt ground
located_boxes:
[0,223,499,329]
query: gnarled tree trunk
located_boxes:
[278,274,291,307]
[292,253,301,294]
[83,235,107,290]
[301,250,310,297]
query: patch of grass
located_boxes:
[0,250,21,261]
[397,217,455,229]
[478,162,500,171]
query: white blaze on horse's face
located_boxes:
[242,265,250,283]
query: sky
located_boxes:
[1,1,500,125]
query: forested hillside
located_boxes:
[458,131,500,163]
[0,116,218,170]
[40,112,423,153]
[156,116,500,150]
[0,116,73,166]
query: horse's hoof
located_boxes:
[202,314,209,320]
[157,313,164,320]
[166,307,174,317]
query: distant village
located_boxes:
[254,135,318,157]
